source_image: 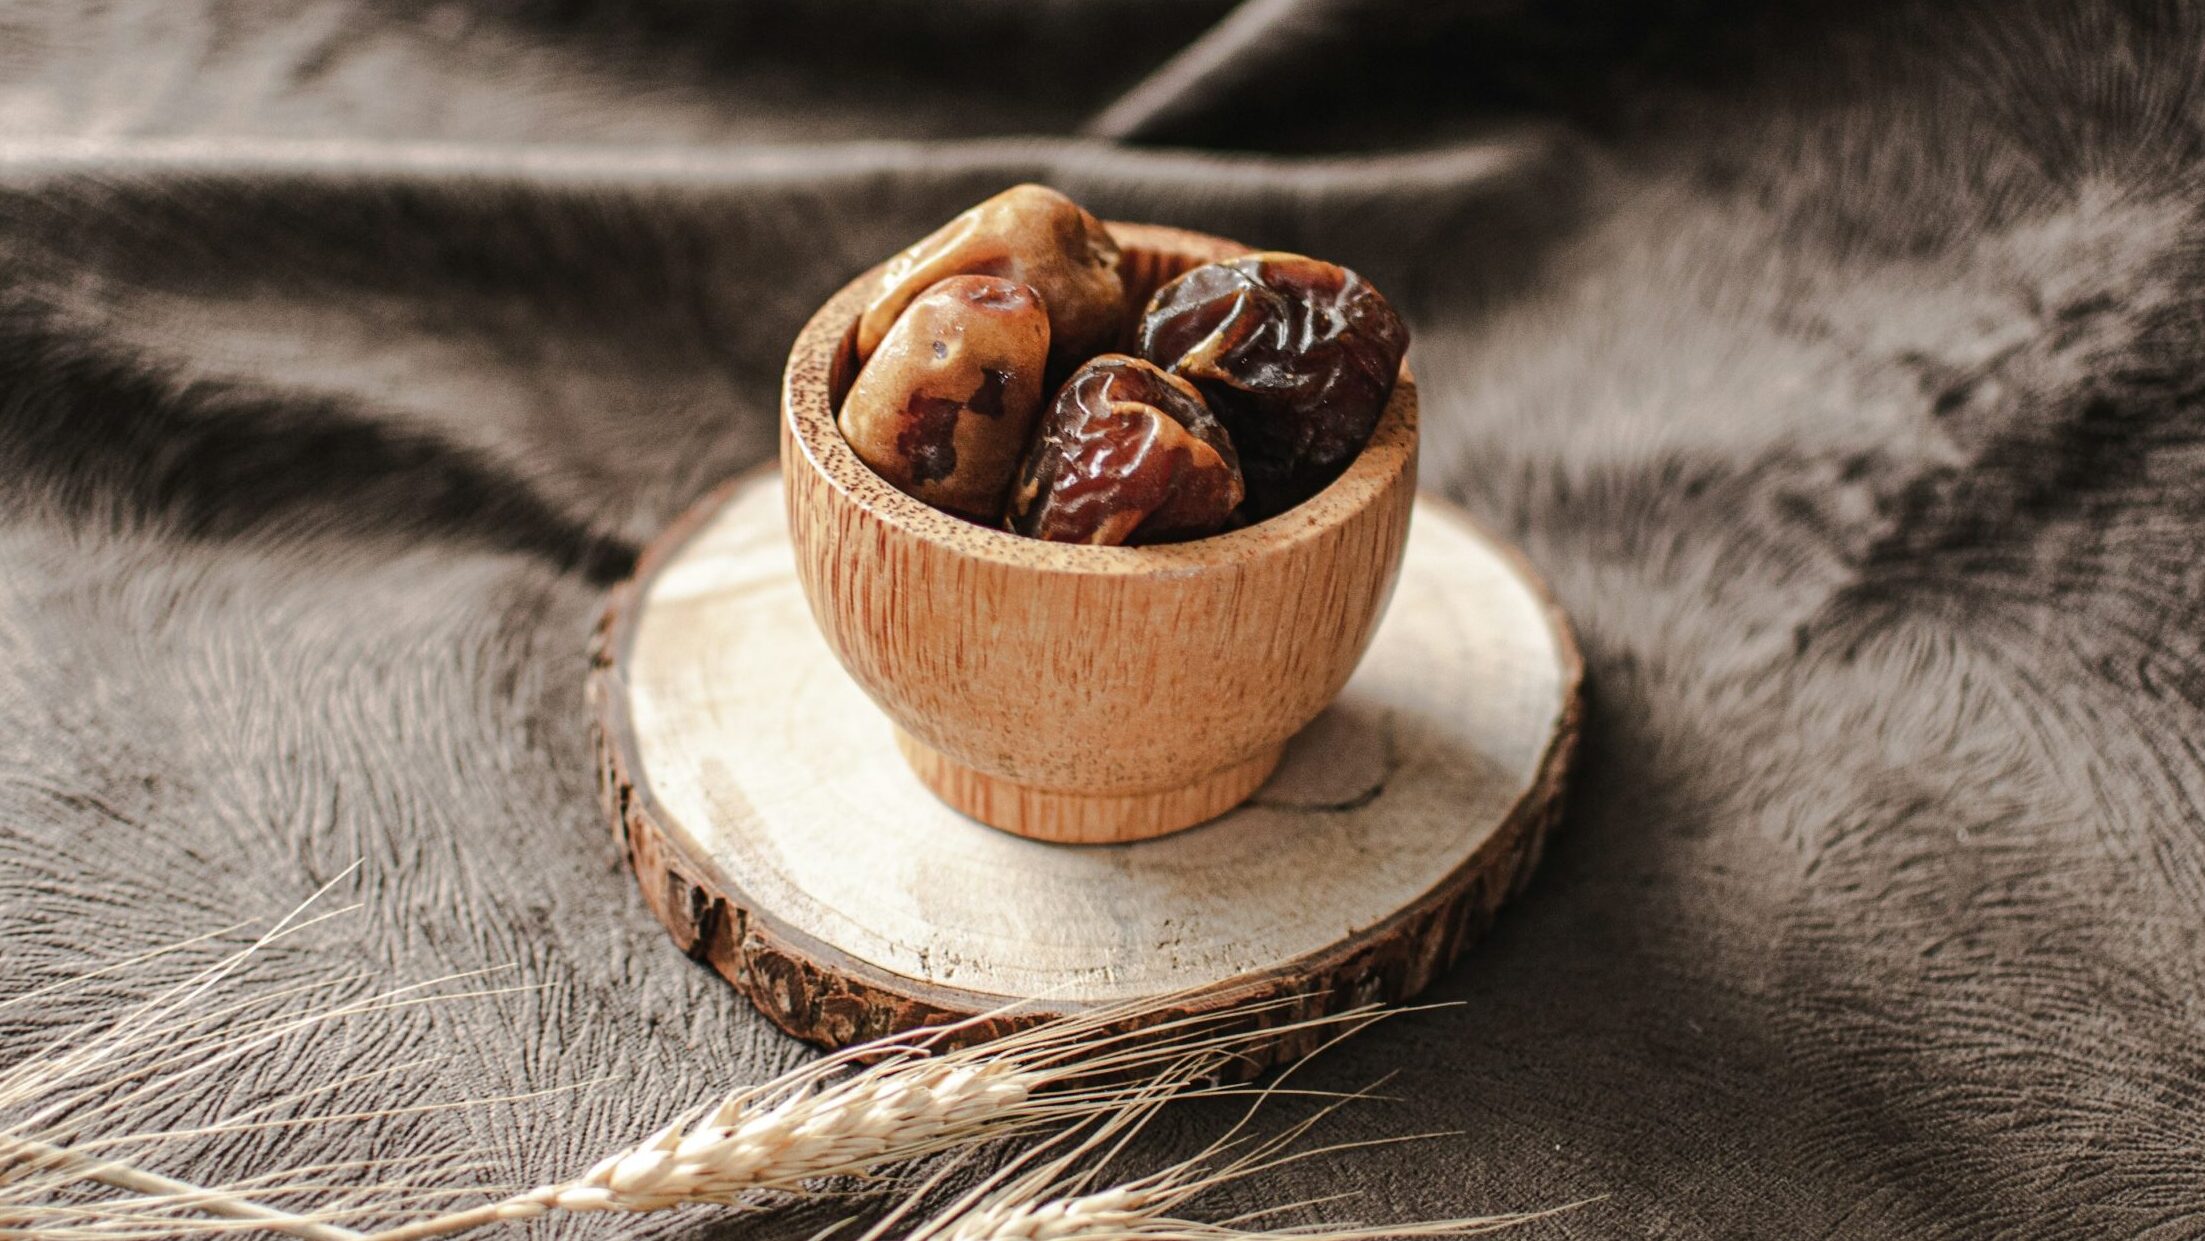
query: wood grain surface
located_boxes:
[592,470,1581,1062]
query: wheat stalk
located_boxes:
[0,1134,366,1240]
[869,1065,1591,1241]
[0,869,528,1240]
[5,873,1535,1241]
[358,997,1387,1241]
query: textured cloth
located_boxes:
[3,2,2202,1236]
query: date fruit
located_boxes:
[1007,355,1244,546]
[856,184,1125,372]
[839,275,1050,521]
[1136,252,1407,517]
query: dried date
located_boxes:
[1136,252,1407,517]
[839,275,1050,520]
[856,184,1125,372]
[1007,355,1244,545]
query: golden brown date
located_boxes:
[856,184,1125,372]
[1136,252,1407,517]
[1007,355,1243,546]
[838,275,1050,520]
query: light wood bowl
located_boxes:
[780,223,1418,844]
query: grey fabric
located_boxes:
[3,1,2202,1236]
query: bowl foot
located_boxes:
[894,729,1284,844]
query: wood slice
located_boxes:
[590,469,1581,1065]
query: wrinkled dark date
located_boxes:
[857,184,1126,372]
[1136,252,1408,517]
[1007,355,1244,546]
[839,275,1050,520]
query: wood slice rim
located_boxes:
[589,469,1584,1065]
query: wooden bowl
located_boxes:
[779,222,1418,844]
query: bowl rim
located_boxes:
[780,220,1419,579]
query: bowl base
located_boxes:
[895,729,1284,844]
